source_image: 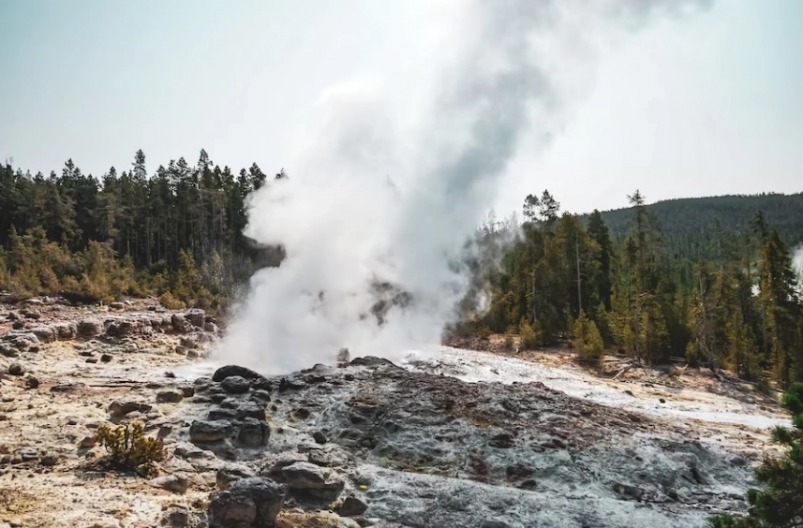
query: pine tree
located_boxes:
[709,383,803,527]
[759,231,803,386]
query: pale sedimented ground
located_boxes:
[0,299,788,528]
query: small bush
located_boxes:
[159,291,185,310]
[573,311,604,360]
[520,319,540,350]
[503,335,514,350]
[94,423,165,475]
[477,326,492,340]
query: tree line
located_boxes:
[0,150,283,308]
[468,190,803,388]
[2,152,802,386]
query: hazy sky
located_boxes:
[1,0,801,215]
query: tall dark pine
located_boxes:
[587,209,613,310]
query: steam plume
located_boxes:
[216,0,713,374]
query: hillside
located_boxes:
[585,192,803,240]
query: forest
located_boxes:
[1,152,802,387]
[465,190,803,388]
[0,150,283,310]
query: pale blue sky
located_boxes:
[1,0,802,214]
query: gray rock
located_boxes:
[156,390,184,404]
[0,343,18,357]
[40,454,58,466]
[208,477,285,528]
[108,400,153,417]
[53,322,78,340]
[237,418,270,448]
[204,322,219,334]
[150,473,189,494]
[212,365,265,383]
[30,326,57,343]
[236,401,266,421]
[208,408,239,421]
[222,376,251,395]
[189,420,234,443]
[306,444,352,468]
[337,495,368,517]
[313,431,328,444]
[173,442,209,459]
[8,363,25,376]
[216,466,256,490]
[281,461,345,495]
[77,319,104,337]
[24,376,39,389]
[161,507,193,527]
[186,309,206,327]
[109,301,126,310]
[220,398,241,409]
[171,313,190,333]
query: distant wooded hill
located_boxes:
[583,192,803,242]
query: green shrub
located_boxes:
[573,311,604,360]
[159,291,185,310]
[94,423,165,475]
[503,335,514,350]
[520,319,540,350]
[477,326,492,340]
[709,383,803,527]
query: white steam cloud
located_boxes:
[217,0,713,374]
[793,245,803,292]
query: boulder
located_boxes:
[189,420,234,443]
[105,319,148,338]
[208,477,285,528]
[212,365,265,383]
[30,326,57,343]
[208,408,238,422]
[109,301,126,310]
[204,322,219,334]
[150,473,189,494]
[186,309,206,328]
[77,319,104,337]
[4,332,39,351]
[108,400,153,417]
[53,322,78,340]
[236,401,266,421]
[222,376,251,395]
[336,496,368,517]
[8,363,25,376]
[171,314,190,333]
[281,461,345,495]
[217,466,256,490]
[25,376,39,389]
[349,356,396,367]
[0,343,18,357]
[156,390,184,404]
[237,418,270,448]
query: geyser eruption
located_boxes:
[217,0,713,374]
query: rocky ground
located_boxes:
[0,299,788,528]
